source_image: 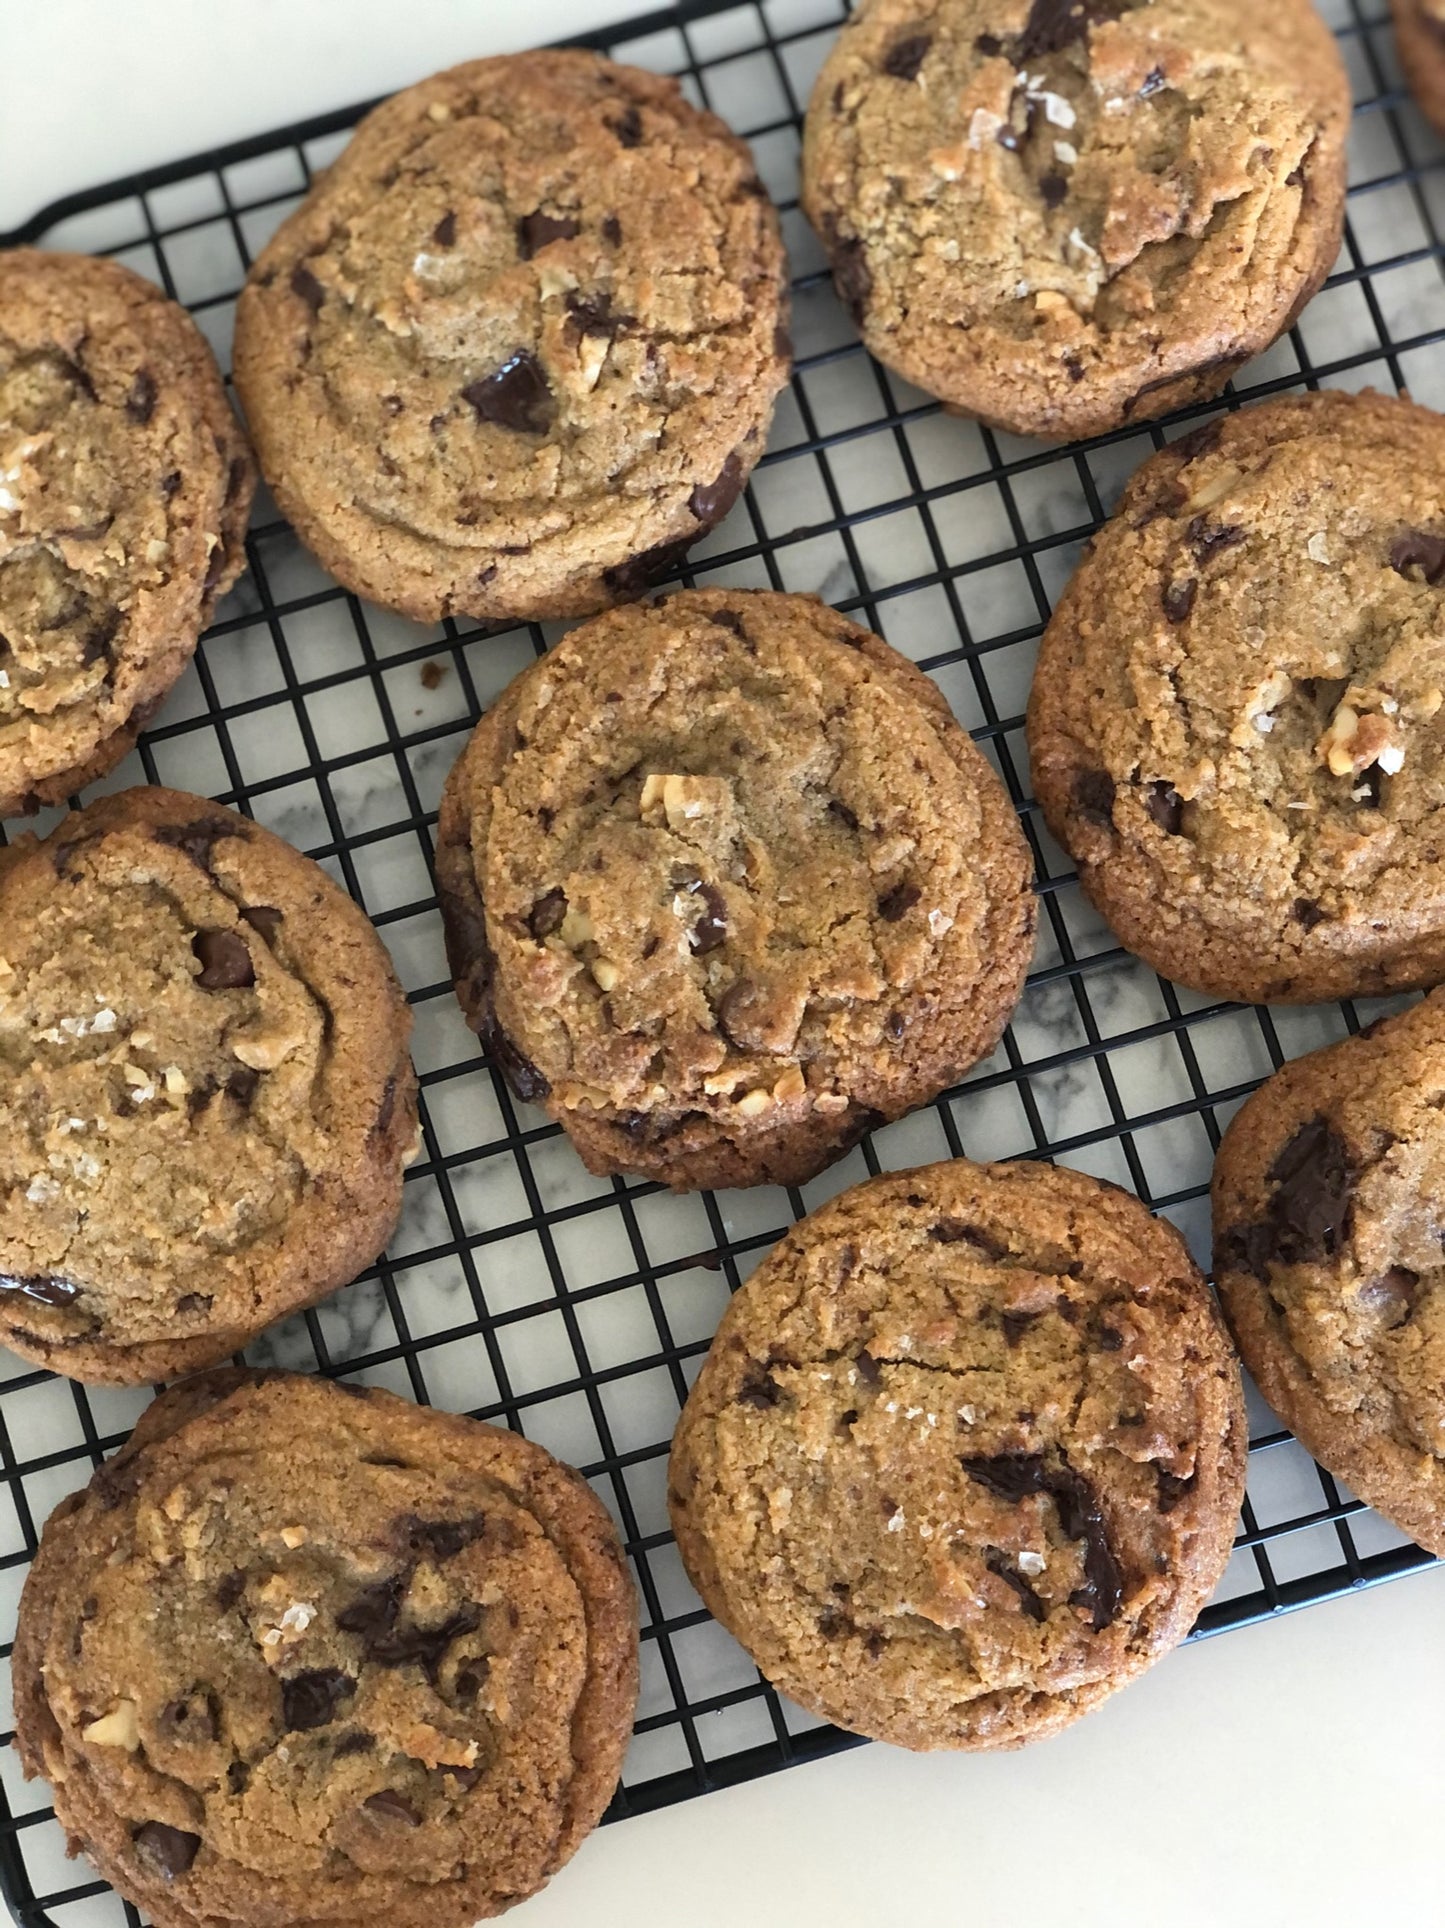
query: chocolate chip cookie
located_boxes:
[0,787,417,1383]
[233,51,789,624]
[669,1158,1246,1749]
[1028,390,1445,1004]
[436,589,1036,1191]
[1393,1,1445,133]
[801,0,1350,439]
[1213,992,1445,1554]
[13,1368,639,1928]
[0,250,255,818]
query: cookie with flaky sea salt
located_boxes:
[0,249,255,817]
[1214,989,1445,1556]
[436,589,1036,1192]
[0,787,417,1383]
[1028,390,1445,1005]
[1393,1,1445,133]
[801,0,1350,439]
[233,50,790,624]
[13,1368,638,1928]
[668,1158,1246,1749]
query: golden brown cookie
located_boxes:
[233,51,790,624]
[1393,0,1445,133]
[1214,991,1445,1556]
[0,250,255,817]
[802,0,1350,439]
[436,589,1036,1191]
[669,1159,1246,1748]
[0,788,417,1383]
[13,1369,639,1928]
[1027,390,1445,1004]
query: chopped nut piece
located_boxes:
[1182,466,1243,514]
[279,1525,309,1548]
[773,1065,807,1104]
[163,1065,189,1096]
[231,1023,304,1071]
[815,1091,851,1113]
[591,959,620,992]
[736,1088,772,1117]
[558,904,593,947]
[82,1700,141,1750]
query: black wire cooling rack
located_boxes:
[2,0,1444,1919]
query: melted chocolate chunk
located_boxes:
[462,352,555,435]
[930,1219,1008,1257]
[878,880,921,922]
[1014,0,1128,61]
[289,263,325,313]
[132,1821,201,1880]
[737,1370,782,1408]
[882,31,931,78]
[1293,897,1327,930]
[240,905,283,945]
[1145,782,1184,834]
[478,1012,551,1104]
[1188,517,1246,564]
[1226,1116,1357,1275]
[281,1668,355,1730]
[527,888,568,940]
[1040,173,1069,208]
[1072,769,1116,826]
[366,1605,483,1682]
[0,1273,79,1306]
[962,1452,1123,1631]
[688,452,745,526]
[831,235,873,324]
[193,929,255,991]
[364,1790,420,1824]
[1163,579,1197,624]
[153,817,243,871]
[602,536,692,598]
[689,883,728,955]
[216,1570,247,1610]
[986,1548,1046,1621]
[1390,531,1445,585]
[125,368,157,425]
[336,1574,405,1643]
[610,105,644,146]
[401,1515,487,1562]
[517,211,580,258]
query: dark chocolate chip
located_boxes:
[1072,769,1116,827]
[290,263,325,313]
[706,608,748,638]
[432,210,457,247]
[281,1668,355,1730]
[878,880,921,922]
[689,883,728,955]
[1188,517,1246,564]
[132,1822,201,1881]
[688,452,744,527]
[227,1065,261,1108]
[527,888,568,940]
[831,236,873,324]
[976,32,1004,54]
[0,1273,80,1306]
[1001,1310,1040,1347]
[364,1790,420,1824]
[1096,1324,1124,1351]
[227,1760,251,1793]
[125,369,157,425]
[478,1012,551,1104]
[1162,579,1197,624]
[193,929,255,991]
[216,1571,247,1610]
[1014,0,1126,61]
[517,211,581,258]
[1155,1466,1196,1512]
[1266,1117,1356,1260]
[882,31,931,78]
[610,105,644,146]
[1293,898,1327,930]
[602,214,622,245]
[986,1548,1046,1622]
[1145,782,1184,834]
[337,1574,405,1642]
[930,1219,1008,1257]
[333,1730,376,1757]
[602,536,692,598]
[366,1605,482,1681]
[737,1370,782,1408]
[962,1452,1122,1631]
[241,905,283,945]
[154,817,243,871]
[1389,531,1445,586]
[565,290,630,340]
[401,1515,487,1562]
[885,1010,906,1041]
[1040,173,1068,208]
[462,351,555,435]
[855,1350,882,1388]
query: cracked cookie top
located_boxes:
[802,0,1349,438]
[668,1159,1245,1749]
[1214,992,1445,1556]
[0,788,416,1383]
[233,51,790,624]
[1028,391,1445,1004]
[0,250,254,817]
[436,589,1035,1192]
[13,1370,638,1928]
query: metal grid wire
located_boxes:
[2,0,1444,1917]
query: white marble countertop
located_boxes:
[3,4,1443,1924]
